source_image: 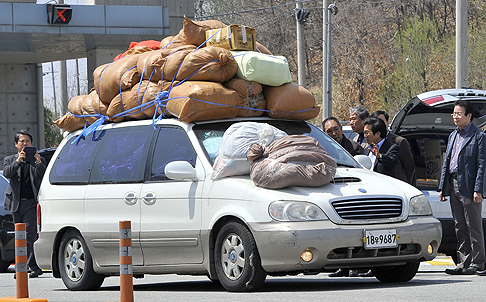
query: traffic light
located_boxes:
[47,4,72,25]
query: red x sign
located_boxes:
[57,9,67,22]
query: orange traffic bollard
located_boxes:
[119,221,134,302]
[0,223,47,302]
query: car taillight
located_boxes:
[37,203,41,232]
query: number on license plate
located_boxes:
[364,229,398,249]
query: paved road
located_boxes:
[1,258,486,302]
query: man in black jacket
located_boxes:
[3,130,46,278]
[363,117,399,178]
[323,117,364,156]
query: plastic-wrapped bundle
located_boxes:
[247,135,337,189]
[212,122,287,179]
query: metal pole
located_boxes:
[322,0,330,122]
[58,0,69,114]
[296,0,307,87]
[50,62,57,118]
[456,0,468,88]
[326,6,333,118]
[76,59,81,95]
[36,64,45,149]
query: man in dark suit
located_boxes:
[438,100,486,276]
[323,117,364,156]
[371,110,416,184]
[349,105,370,149]
[363,117,399,178]
[3,130,46,278]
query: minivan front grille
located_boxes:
[331,198,403,220]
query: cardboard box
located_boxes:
[206,25,255,51]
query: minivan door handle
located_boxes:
[124,192,138,205]
[142,192,156,205]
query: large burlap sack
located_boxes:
[97,54,142,104]
[93,63,110,103]
[54,112,86,133]
[176,47,237,82]
[224,78,265,117]
[162,48,195,81]
[231,51,292,86]
[212,122,287,179]
[174,16,227,47]
[247,135,337,189]
[263,82,319,120]
[167,81,239,123]
[107,80,164,122]
[137,50,165,81]
[66,91,107,125]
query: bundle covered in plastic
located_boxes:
[247,135,337,189]
[212,122,287,179]
[231,51,292,86]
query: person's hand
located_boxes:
[17,148,26,163]
[474,192,483,204]
[34,150,41,164]
[368,142,380,157]
[439,191,447,202]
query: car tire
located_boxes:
[372,262,420,283]
[0,257,11,273]
[58,229,104,290]
[214,221,266,292]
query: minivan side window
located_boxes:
[150,127,197,181]
[90,127,153,183]
[49,131,105,184]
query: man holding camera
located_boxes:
[3,130,46,278]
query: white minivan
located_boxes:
[35,116,441,292]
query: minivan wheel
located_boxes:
[372,262,420,283]
[214,221,266,292]
[58,230,104,290]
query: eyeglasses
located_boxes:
[451,112,465,117]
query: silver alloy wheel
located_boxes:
[221,233,245,280]
[62,238,86,282]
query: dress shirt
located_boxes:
[368,138,385,168]
[449,122,473,173]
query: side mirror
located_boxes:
[354,155,373,170]
[164,161,196,181]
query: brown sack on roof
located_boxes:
[167,81,240,123]
[82,91,108,124]
[137,50,165,81]
[175,16,227,47]
[162,48,195,81]
[97,54,142,104]
[224,78,265,117]
[176,46,237,83]
[263,82,319,120]
[247,135,337,189]
[54,112,86,133]
[93,63,109,102]
[107,80,164,123]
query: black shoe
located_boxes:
[29,270,43,278]
[329,269,349,277]
[445,267,464,275]
[476,269,486,276]
[359,270,374,277]
[462,267,479,275]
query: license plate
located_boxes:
[364,229,398,249]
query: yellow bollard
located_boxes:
[0,223,47,302]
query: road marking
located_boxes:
[425,257,455,266]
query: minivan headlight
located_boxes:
[409,195,433,216]
[269,200,328,221]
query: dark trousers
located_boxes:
[12,198,40,272]
[450,178,486,269]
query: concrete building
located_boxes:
[0,0,194,161]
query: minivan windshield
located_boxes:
[192,120,361,168]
